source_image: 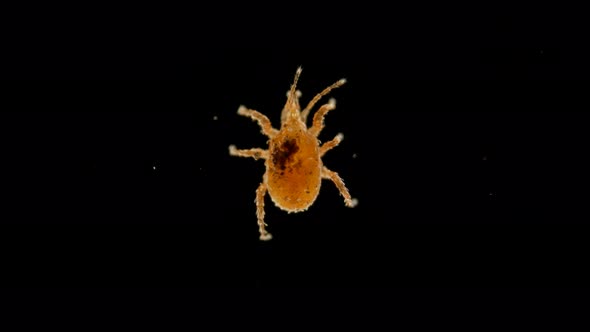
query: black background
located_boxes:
[2,3,589,294]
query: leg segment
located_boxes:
[301,78,346,123]
[320,133,344,157]
[309,98,336,137]
[256,182,273,241]
[229,145,268,160]
[321,166,357,208]
[238,105,279,138]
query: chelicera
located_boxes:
[229,67,357,240]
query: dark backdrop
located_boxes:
[1,4,589,290]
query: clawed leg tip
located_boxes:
[259,233,273,241]
[347,198,359,208]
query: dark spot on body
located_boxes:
[272,139,299,171]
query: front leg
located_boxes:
[238,105,279,138]
[308,98,336,137]
[320,133,344,157]
[301,78,346,123]
[229,145,268,160]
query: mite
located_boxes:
[229,67,357,240]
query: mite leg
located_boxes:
[321,166,358,208]
[256,182,273,241]
[237,105,279,138]
[320,133,344,157]
[229,145,268,160]
[308,98,336,137]
[301,78,346,123]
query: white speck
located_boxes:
[352,153,357,159]
[213,115,218,121]
[153,166,157,170]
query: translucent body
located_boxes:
[266,119,322,212]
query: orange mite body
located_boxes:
[266,118,321,212]
[229,67,357,240]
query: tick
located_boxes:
[229,67,357,241]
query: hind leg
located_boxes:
[321,166,357,208]
[256,182,273,241]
